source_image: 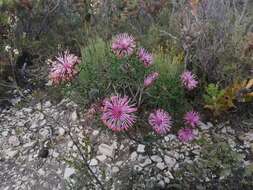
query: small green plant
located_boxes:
[203,83,226,115]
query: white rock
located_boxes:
[38,169,45,175]
[39,128,50,139]
[2,131,9,137]
[40,119,47,126]
[68,141,74,148]
[112,166,119,173]
[23,141,36,148]
[58,128,65,136]
[164,156,176,169]
[137,144,145,153]
[8,136,20,147]
[52,151,59,158]
[116,161,123,166]
[92,130,99,136]
[199,122,213,130]
[44,101,52,108]
[36,103,42,110]
[89,159,98,166]
[30,121,38,129]
[64,167,75,179]
[130,152,138,161]
[71,111,78,121]
[164,134,177,142]
[98,144,114,157]
[23,108,32,113]
[96,155,107,162]
[6,149,18,159]
[156,162,166,170]
[151,155,162,163]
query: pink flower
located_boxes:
[178,128,195,143]
[101,95,137,131]
[49,51,80,85]
[148,109,172,135]
[184,111,200,128]
[180,71,198,90]
[138,48,153,67]
[112,33,136,58]
[144,72,159,87]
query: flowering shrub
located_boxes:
[57,32,204,142]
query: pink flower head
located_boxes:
[180,71,198,90]
[49,51,80,85]
[178,128,195,143]
[138,48,153,67]
[148,109,172,135]
[112,33,136,58]
[101,95,137,131]
[144,72,159,87]
[184,111,200,128]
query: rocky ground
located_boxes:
[0,97,253,190]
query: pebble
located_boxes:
[137,144,145,153]
[156,162,166,170]
[98,144,114,157]
[112,166,119,173]
[6,149,18,159]
[90,159,98,166]
[8,136,20,147]
[130,151,138,161]
[71,111,78,121]
[97,155,107,162]
[64,167,75,179]
[151,155,162,163]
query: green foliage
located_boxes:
[147,50,188,114]
[171,138,250,189]
[204,83,225,108]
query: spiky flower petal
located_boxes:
[180,71,198,90]
[49,51,80,85]
[138,48,153,67]
[184,111,200,128]
[148,109,172,135]
[101,95,137,131]
[144,72,159,87]
[112,33,136,58]
[178,128,195,143]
